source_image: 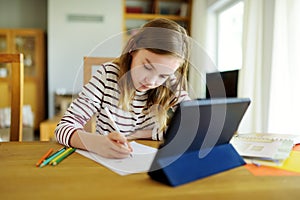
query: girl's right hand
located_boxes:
[71,130,132,159]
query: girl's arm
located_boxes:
[126,129,152,140]
[55,65,108,147]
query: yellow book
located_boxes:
[276,151,300,173]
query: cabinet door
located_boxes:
[0,30,12,108]
[11,30,44,77]
[12,30,45,130]
[0,30,12,78]
[0,82,10,107]
[0,29,46,131]
[0,30,12,53]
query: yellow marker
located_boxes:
[51,148,76,166]
[39,147,66,168]
[49,147,74,165]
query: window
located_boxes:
[216,1,244,71]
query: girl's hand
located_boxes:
[71,131,132,159]
[107,132,133,155]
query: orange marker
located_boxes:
[36,148,54,167]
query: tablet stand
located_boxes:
[148,143,245,187]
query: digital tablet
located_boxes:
[148,98,250,186]
[153,98,250,157]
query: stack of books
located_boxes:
[230,133,300,166]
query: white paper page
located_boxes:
[76,141,157,176]
[231,136,293,160]
[235,133,300,144]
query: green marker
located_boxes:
[52,148,76,166]
[40,147,66,168]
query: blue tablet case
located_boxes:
[148,98,250,187]
[148,143,245,186]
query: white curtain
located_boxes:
[268,0,300,134]
[238,0,266,133]
[239,0,300,135]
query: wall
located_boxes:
[189,0,209,98]
[0,0,47,29]
[48,0,123,118]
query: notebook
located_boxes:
[232,133,300,145]
[230,133,298,166]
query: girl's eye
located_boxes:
[144,64,152,70]
[159,75,169,79]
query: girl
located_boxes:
[55,18,191,158]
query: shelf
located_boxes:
[0,77,9,82]
[123,0,192,36]
[122,0,193,93]
[0,77,37,82]
[125,13,190,21]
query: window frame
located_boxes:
[207,0,244,71]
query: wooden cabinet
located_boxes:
[123,0,192,39]
[0,29,46,131]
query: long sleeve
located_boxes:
[55,64,108,146]
[55,63,191,145]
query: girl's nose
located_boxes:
[145,75,156,86]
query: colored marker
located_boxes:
[39,147,66,168]
[50,147,74,165]
[52,148,76,166]
[36,148,54,167]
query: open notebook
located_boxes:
[230,133,300,166]
[76,141,157,175]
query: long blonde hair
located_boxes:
[115,18,190,132]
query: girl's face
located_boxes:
[130,49,182,92]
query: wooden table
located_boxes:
[1,141,300,200]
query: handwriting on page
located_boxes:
[76,141,157,175]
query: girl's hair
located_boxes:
[115,18,190,132]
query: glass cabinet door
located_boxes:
[0,35,8,52]
[13,34,36,77]
[0,29,45,131]
[0,30,11,78]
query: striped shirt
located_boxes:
[55,62,189,146]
